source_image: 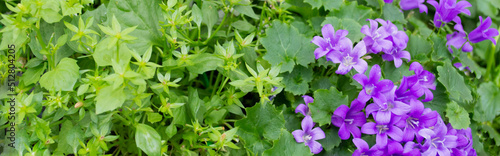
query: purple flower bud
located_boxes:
[469,16,499,45]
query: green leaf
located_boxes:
[309,87,348,126]
[232,20,256,32]
[282,65,313,95]
[437,62,473,102]
[107,0,164,54]
[186,53,223,79]
[95,86,126,114]
[322,17,364,42]
[318,128,341,151]
[201,1,219,36]
[382,3,406,24]
[40,58,80,91]
[423,83,449,117]
[187,88,206,122]
[445,101,470,130]
[328,1,374,24]
[263,129,313,156]
[147,113,163,123]
[382,61,413,82]
[234,5,259,19]
[192,4,202,27]
[21,64,46,86]
[304,0,342,11]
[261,21,315,73]
[135,124,161,156]
[455,51,484,78]
[408,35,431,63]
[476,82,500,121]
[482,123,500,146]
[93,38,132,66]
[430,34,452,61]
[235,103,285,155]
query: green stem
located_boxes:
[116,41,120,63]
[216,76,229,95]
[202,9,229,45]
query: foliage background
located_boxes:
[0,0,499,155]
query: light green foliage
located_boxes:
[39,58,80,91]
[309,87,348,126]
[446,101,471,129]
[263,129,313,156]
[437,62,473,102]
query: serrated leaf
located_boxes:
[282,66,313,95]
[263,129,313,156]
[107,0,164,54]
[445,101,470,129]
[382,3,406,24]
[328,1,374,24]
[309,87,348,126]
[322,17,364,42]
[423,83,448,117]
[261,21,315,73]
[235,103,285,155]
[304,0,342,11]
[40,58,80,91]
[95,86,126,114]
[437,62,473,102]
[318,128,341,151]
[477,82,500,121]
[135,124,161,156]
[455,51,483,78]
[408,35,431,63]
[430,34,452,61]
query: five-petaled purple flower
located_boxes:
[418,122,458,156]
[400,0,428,13]
[446,31,473,53]
[327,41,368,75]
[361,19,393,54]
[396,99,438,142]
[468,16,499,45]
[331,100,366,140]
[312,24,352,59]
[292,116,326,154]
[353,64,395,104]
[382,46,411,68]
[427,0,471,28]
[365,87,411,124]
[361,118,404,147]
[352,138,381,156]
[295,95,314,116]
[407,62,436,102]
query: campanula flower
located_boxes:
[396,99,438,142]
[400,0,428,13]
[361,118,404,147]
[331,100,366,140]
[312,24,352,59]
[382,46,411,68]
[468,16,499,45]
[295,95,313,116]
[418,123,458,156]
[446,31,473,53]
[327,41,368,74]
[376,19,409,50]
[427,0,471,28]
[361,19,393,54]
[408,62,436,102]
[292,116,326,154]
[353,64,395,104]
[365,87,411,124]
[352,138,381,156]
[447,125,476,156]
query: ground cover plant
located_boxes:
[0,0,500,155]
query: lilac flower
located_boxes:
[427,0,471,28]
[327,41,368,74]
[396,99,438,142]
[418,122,458,156]
[446,31,473,53]
[384,0,393,3]
[292,116,325,154]
[361,19,393,54]
[382,46,411,68]
[376,139,405,155]
[447,125,476,156]
[352,138,381,156]
[312,24,352,59]
[331,100,366,140]
[469,16,499,45]
[400,0,428,13]
[295,95,314,116]
[365,87,411,124]
[353,64,395,104]
[408,62,436,102]
[361,118,403,147]
[376,19,409,50]
[402,142,423,156]
[395,76,418,102]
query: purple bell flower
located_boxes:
[353,64,395,104]
[446,31,473,53]
[400,0,428,13]
[295,95,314,116]
[427,0,471,28]
[376,19,409,50]
[396,98,438,142]
[361,118,404,147]
[327,41,369,75]
[352,138,382,156]
[312,24,352,59]
[331,100,366,140]
[408,62,436,102]
[292,116,326,154]
[361,19,393,54]
[418,122,458,156]
[382,46,411,68]
[469,16,499,45]
[365,87,411,124]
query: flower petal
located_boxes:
[307,141,323,154]
[339,124,351,140]
[302,116,314,132]
[292,130,305,143]
[353,138,370,151]
[295,104,309,116]
[310,127,326,140]
[361,122,377,134]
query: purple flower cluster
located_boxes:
[292,96,326,154]
[330,62,476,156]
